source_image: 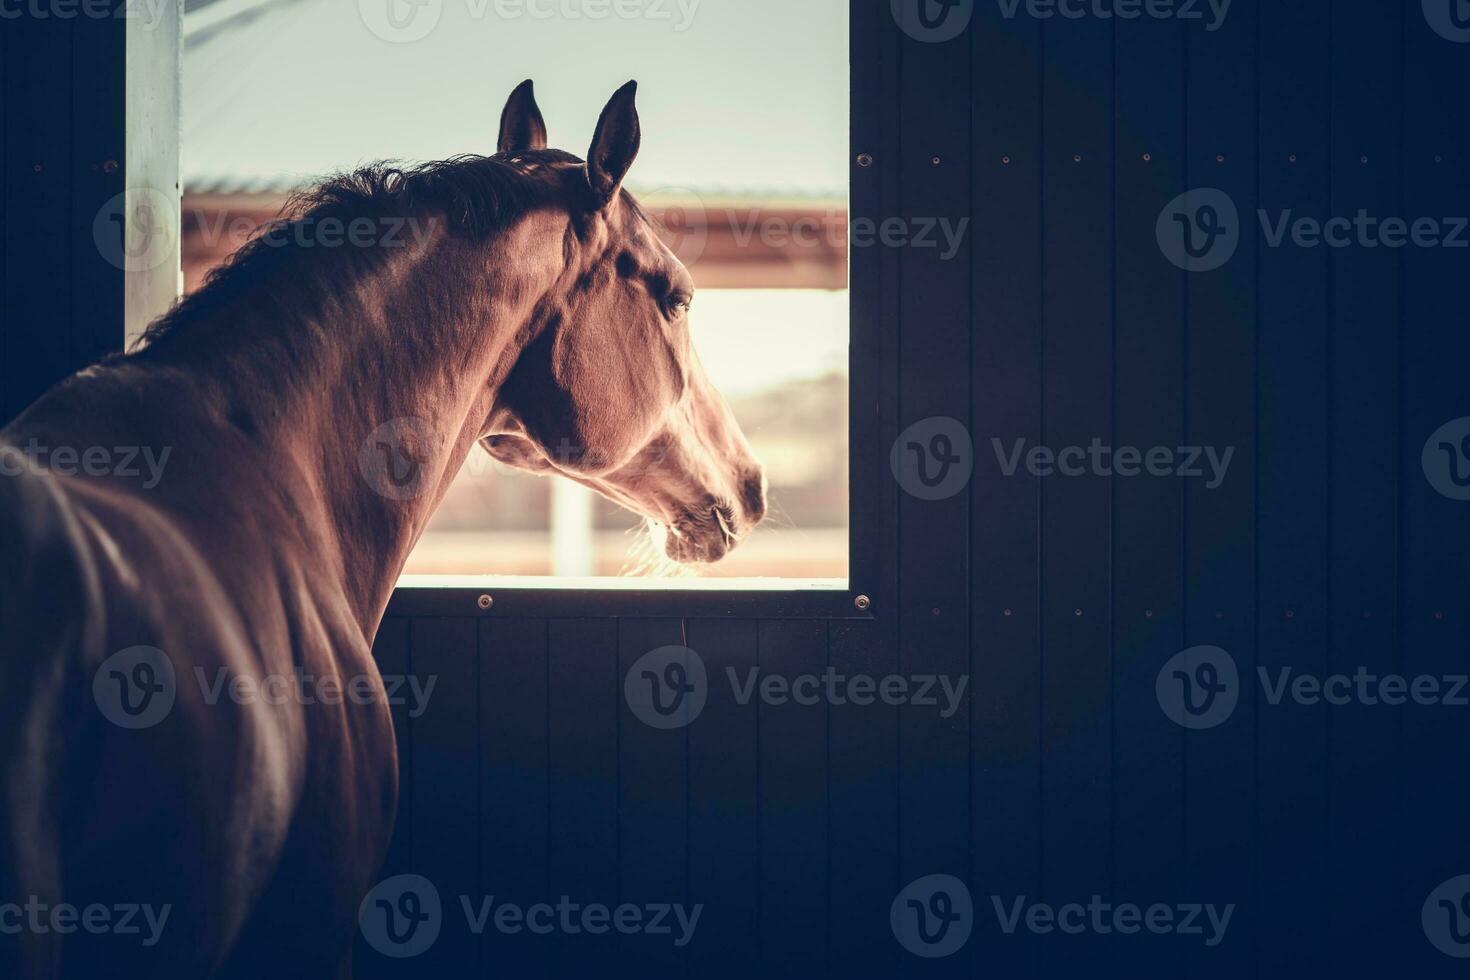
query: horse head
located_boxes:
[481,81,767,564]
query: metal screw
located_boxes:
[856,153,874,168]
[1002,155,1012,165]
[854,594,872,612]
[102,159,119,174]
[1289,154,1298,163]
[477,594,494,611]
[931,156,942,166]
[1142,153,1152,162]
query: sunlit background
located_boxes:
[181,0,849,582]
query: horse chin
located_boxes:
[664,534,731,565]
[660,512,736,564]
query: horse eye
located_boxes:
[666,293,693,318]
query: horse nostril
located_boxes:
[741,472,767,525]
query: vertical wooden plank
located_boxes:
[408,617,480,975]
[1111,11,1186,979]
[757,619,828,975]
[838,1,902,974]
[1399,5,1470,976]
[357,616,414,979]
[1182,2,1258,976]
[1324,2,1402,974]
[70,1,126,368]
[546,618,619,977]
[1038,10,1113,978]
[685,619,759,979]
[895,4,972,978]
[615,618,687,976]
[1255,0,1331,973]
[827,618,900,978]
[970,4,1042,978]
[480,618,549,980]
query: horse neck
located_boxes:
[133,212,565,636]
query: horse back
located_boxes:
[0,456,104,978]
[0,452,300,977]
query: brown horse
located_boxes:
[0,80,765,978]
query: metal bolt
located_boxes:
[854,594,872,612]
[477,594,494,611]
[931,156,942,166]
[856,153,874,168]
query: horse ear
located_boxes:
[498,79,548,154]
[585,80,640,209]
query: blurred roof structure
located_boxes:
[182,0,848,199]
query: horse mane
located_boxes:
[124,148,587,357]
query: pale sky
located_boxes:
[183,0,849,196]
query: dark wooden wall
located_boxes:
[0,0,179,423]
[364,2,1470,978]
